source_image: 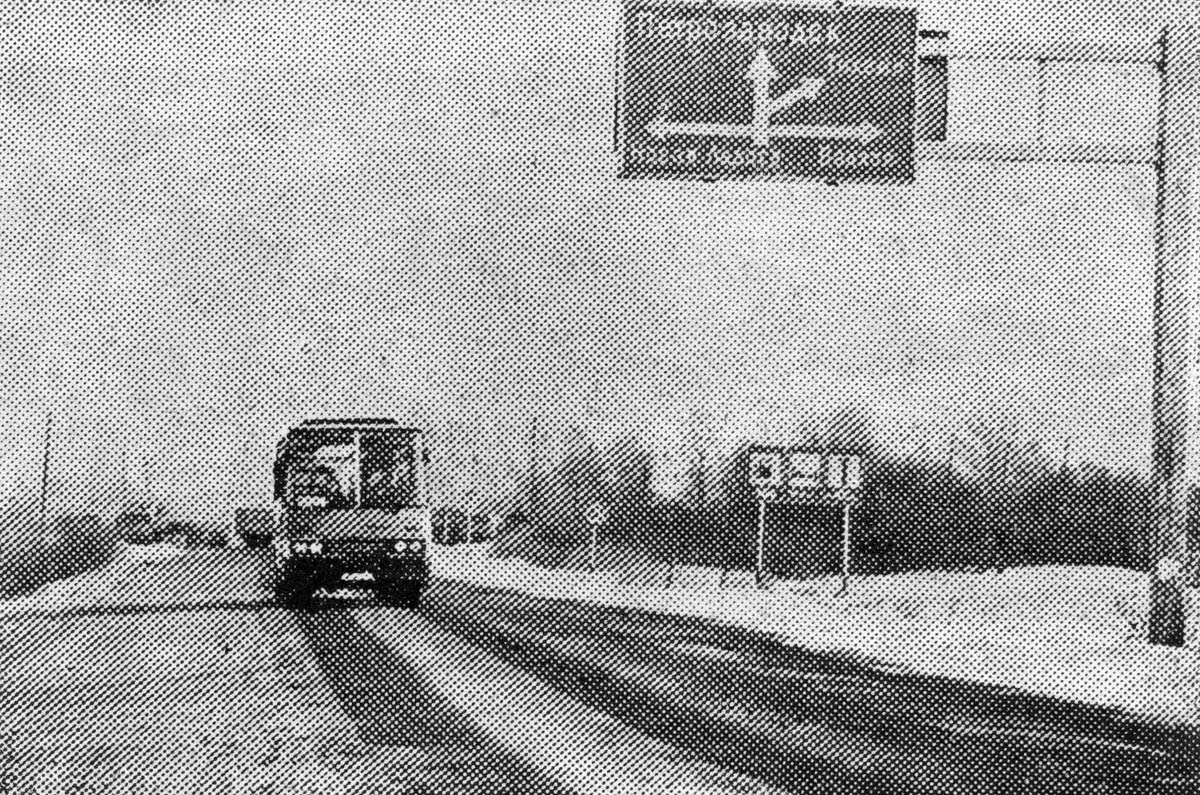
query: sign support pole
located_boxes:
[589,522,598,573]
[755,498,766,588]
[1149,22,1193,647]
[586,502,607,573]
[838,502,851,596]
[918,26,1193,646]
[39,410,52,539]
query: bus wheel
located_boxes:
[276,579,312,609]
[379,582,421,609]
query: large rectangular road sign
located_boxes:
[746,446,864,504]
[619,4,916,182]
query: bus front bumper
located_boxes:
[282,554,429,589]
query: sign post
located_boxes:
[839,502,851,595]
[1149,23,1193,647]
[748,450,782,588]
[746,446,863,590]
[756,497,767,587]
[619,4,917,182]
[39,410,52,543]
[586,501,609,573]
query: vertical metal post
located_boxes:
[755,498,766,588]
[471,452,481,518]
[839,502,851,595]
[353,431,362,509]
[1149,24,1193,647]
[529,417,539,526]
[39,410,53,538]
[589,521,598,573]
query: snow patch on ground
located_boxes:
[0,542,166,618]
[434,546,1200,727]
[124,540,189,565]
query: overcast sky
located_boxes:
[0,1,1192,518]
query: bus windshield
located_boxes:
[282,428,422,510]
[361,432,419,510]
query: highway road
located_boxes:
[1,549,1197,794]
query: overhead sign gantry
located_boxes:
[618,3,917,182]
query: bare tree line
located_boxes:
[501,408,1160,577]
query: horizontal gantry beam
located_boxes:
[917,37,1160,65]
[917,140,1156,164]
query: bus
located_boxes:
[269,419,433,608]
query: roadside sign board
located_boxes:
[787,452,822,488]
[827,455,845,488]
[748,450,784,489]
[746,445,864,504]
[619,3,917,182]
[586,501,610,525]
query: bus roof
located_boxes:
[292,419,422,432]
[300,418,400,427]
[277,421,423,455]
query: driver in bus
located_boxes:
[290,465,353,509]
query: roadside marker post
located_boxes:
[586,501,608,573]
[756,497,767,588]
[838,502,851,596]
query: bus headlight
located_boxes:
[394,539,423,553]
[291,540,322,555]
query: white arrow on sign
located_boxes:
[647,49,881,147]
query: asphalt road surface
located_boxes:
[1,549,1197,795]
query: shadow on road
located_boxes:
[426,579,1200,795]
[0,597,278,624]
[290,605,569,794]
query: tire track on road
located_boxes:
[424,581,1200,795]
[292,605,572,795]
[4,549,469,795]
[423,586,904,795]
[358,605,793,795]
